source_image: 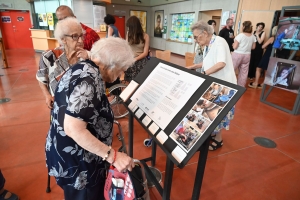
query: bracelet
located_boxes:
[102,146,112,161]
[111,149,117,166]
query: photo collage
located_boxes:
[170,82,237,152]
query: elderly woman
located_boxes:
[189,20,237,151]
[45,37,135,200]
[36,17,88,109]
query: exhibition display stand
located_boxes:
[260,6,300,115]
[121,58,245,199]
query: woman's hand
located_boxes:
[46,94,54,109]
[110,150,135,172]
[76,47,89,60]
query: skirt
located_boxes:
[124,57,148,81]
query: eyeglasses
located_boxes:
[193,32,202,40]
[64,33,85,41]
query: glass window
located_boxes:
[170,13,195,43]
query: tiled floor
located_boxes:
[0,49,300,200]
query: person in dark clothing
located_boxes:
[0,170,19,200]
[248,22,266,79]
[219,18,235,52]
[207,19,217,35]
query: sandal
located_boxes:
[248,82,257,88]
[257,84,263,89]
[0,190,19,200]
[209,139,223,151]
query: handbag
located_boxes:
[104,161,149,200]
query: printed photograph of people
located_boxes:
[154,11,163,38]
[213,87,236,107]
[170,117,207,152]
[264,57,300,92]
[273,17,300,51]
[202,83,223,102]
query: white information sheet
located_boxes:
[130,63,205,129]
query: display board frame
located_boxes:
[123,57,246,168]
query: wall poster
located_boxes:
[130,10,147,32]
[154,10,163,38]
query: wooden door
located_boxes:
[0,11,16,49]
[114,16,125,39]
[0,10,33,49]
[11,10,33,49]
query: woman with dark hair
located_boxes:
[207,19,217,35]
[249,26,278,88]
[248,22,266,79]
[104,14,121,38]
[124,16,150,81]
[231,21,256,86]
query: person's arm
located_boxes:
[186,62,203,70]
[204,62,226,75]
[218,29,224,38]
[118,31,122,39]
[262,37,274,49]
[107,26,113,37]
[38,82,54,109]
[36,52,53,109]
[255,31,265,44]
[134,33,150,61]
[232,39,239,50]
[64,115,135,172]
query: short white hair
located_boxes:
[90,37,135,70]
[54,17,82,45]
[191,20,214,35]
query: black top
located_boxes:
[219,27,234,52]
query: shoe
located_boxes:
[209,139,223,151]
[248,82,257,88]
[0,190,19,200]
[257,84,263,89]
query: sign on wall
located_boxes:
[1,16,11,23]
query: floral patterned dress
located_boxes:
[45,60,114,190]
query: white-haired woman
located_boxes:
[190,20,237,151]
[45,37,135,200]
[36,17,88,110]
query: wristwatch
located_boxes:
[203,71,206,75]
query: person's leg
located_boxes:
[237,54,250,87]
[209,131,223,151]
[248,67,262,88]
[0,170,19,200]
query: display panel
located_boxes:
[124,58,245,168]
[264,57,300,93]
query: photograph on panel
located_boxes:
[212,86,237,107]
[202,83,223,102]
[170,118,205,152]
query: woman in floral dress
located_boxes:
[45,37,135,200]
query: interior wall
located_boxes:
[199,10,222,35]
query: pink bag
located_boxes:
[104,166,136,200]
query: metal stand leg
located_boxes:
[163,158,174,200]
[151,140,157,167]
[46,174,51,193]
[192,137,210,200]
[128,112,134,157]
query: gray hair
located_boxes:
[90,37,135,70]
[191,20,214,35]
[54,17,82,45]
[226,18,233,24]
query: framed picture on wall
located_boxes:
[154,10,163,38]
[130,10,147,32]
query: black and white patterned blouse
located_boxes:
[45,60,114,189]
